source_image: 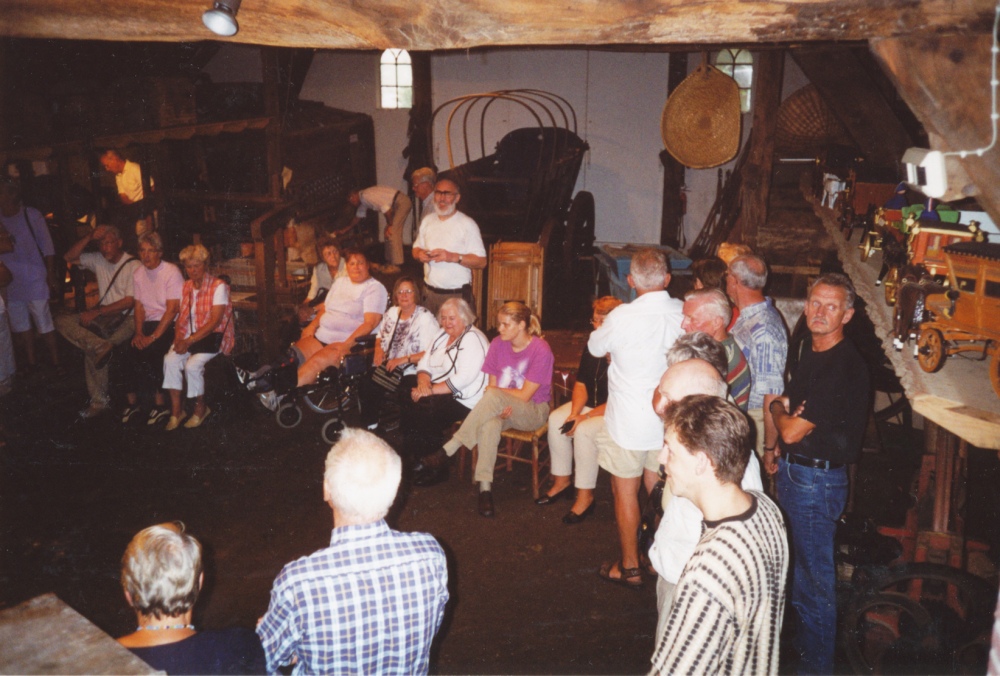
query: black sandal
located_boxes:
[598,560,644,589]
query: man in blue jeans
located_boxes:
[767,273,869,675]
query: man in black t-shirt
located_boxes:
[769,273,869,675]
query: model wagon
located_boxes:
[917,241,1000,399]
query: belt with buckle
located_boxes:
[786,453,844,470]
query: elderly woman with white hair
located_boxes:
[118,522,265,675]
[118,232,183,426]
[399,297,489,466]
[161,245,234,430]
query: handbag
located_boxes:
[83,256,137,339]
[371,363,404,392]
[371,313,404,392]
[187,289,231,354]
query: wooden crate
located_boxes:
[485,241,543,330]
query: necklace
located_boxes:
[136,624,195,631]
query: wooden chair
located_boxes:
[457,369,574,499]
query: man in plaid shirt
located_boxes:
[257,429,449,675]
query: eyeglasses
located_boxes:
[397,289,415,295]
[434,190,458,197]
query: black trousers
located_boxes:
[115,320,174,399]
[399,393,471,460]
[359,373,417,427]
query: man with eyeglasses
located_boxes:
[411,179,486,316]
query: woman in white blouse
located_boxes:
[398,298,489,466]
[359,277,438,430]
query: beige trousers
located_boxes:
[444,388,550,483]
[54,313,135,408]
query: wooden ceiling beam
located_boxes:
[0,0,995,50]
[870,33,1000,226]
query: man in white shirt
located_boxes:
[55,225,140,418]
[588,249,684,589]
[648,358,763,645]
[411,179,487,316]
[346,186,412,269]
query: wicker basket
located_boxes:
[775,85,850,154]
[661,63,742,169]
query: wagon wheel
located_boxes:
[883,268,900,306]
[917,328,946,373]
[563,191,595,273]
[843,562,995,675]
[860,232,874,262]
[990,347,1000,400]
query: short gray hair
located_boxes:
[729,254,768,291]
[412,167,436,186]
[667,332,729,381]
[101,225,123,242]
[810,272,857,308]
[439,297,476,326]
[121,522,203,620]
[324,428,402,523]
[139,231,163,253]
[630,249,670,291]
[684,288,732,326]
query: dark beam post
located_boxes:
[259,48,284,361]
[660,52,687,248]
[738,49,784,249]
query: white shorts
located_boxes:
[7,299,55,334]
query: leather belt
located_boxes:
[424,283,464,295]
[786,453,844,470]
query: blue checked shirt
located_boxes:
[256,521,449,675]
[730,298,788,410]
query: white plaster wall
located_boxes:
[430,49,672,244]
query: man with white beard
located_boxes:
[411,179,487,316]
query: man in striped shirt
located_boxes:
[651,394,788,676]
[257,429,449,675]
[680,288,751,410]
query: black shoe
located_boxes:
[562,502,595,525]
[414,463,449,487]
[535,484,574,506]
[412,448,446,476]
[478,490,495,517]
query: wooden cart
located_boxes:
[917,241,1000,399]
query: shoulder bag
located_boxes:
[85,257,138,339]
[371,312,404,392]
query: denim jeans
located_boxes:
[777,457,848,675]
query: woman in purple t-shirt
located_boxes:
[414,301,553,518]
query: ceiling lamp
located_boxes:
[203,0,241,37]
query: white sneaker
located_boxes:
[258,391,284,412]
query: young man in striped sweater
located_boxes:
[651,394,788,676]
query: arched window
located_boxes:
[715,49,753,113]
[380,49,412,109]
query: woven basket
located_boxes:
[661,63,742,169]
[775,84,850,154]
